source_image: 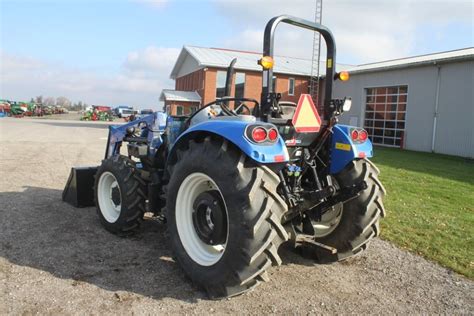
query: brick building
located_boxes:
[162,46,352,115]
[161,46,474,157]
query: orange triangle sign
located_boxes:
[292,94,321,133]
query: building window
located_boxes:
[364,85,408,148]
[216,71,227,98]
[190,106,199,114]
[176,105,184,116]
[235,73,245,99]
[288,78,295,95]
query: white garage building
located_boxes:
[334,48,474,158]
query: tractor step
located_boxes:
[62,166,98,207]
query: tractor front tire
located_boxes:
[166,137,289,298]
[314,158,386,262]
[95,155,146,235]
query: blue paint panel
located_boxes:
[106,112,165,158]
[330,124,373,174]
[176,120,289,164]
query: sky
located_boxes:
[1,0,473,109]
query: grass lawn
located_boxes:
[371,147,474,279]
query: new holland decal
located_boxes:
[335,142,351,151]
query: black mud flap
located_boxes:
[62,166,98,207]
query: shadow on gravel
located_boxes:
[0,186,205,302]
[0,186,336,301]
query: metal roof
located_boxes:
[170,46,354,79]
[159,89,202,103]
[170,46,474,79]
[349,47,474,74]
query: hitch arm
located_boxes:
[313,180,368,215]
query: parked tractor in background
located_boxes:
[9,102,28,116]
[64,15,385,298]
[80,105,114,121]
[0,100,11,117]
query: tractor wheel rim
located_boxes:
[313,203,343,238]
[176,172,228,266]
[98,171,121,223]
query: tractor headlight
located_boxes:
[343,98,352,112]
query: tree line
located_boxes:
[29,95,89,111]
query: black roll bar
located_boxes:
[260,15,336,119]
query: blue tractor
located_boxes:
[64,15,385,298]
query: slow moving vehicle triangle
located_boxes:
[292,94,321,133]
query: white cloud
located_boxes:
[123,46,180,78]
[215,0,472,64]
[0,47,180,108]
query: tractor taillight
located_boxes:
[358,130,368,142]
[268,128,278,142]
[350,128,368,143]
[351,129,359,141]
[252,127,267,143]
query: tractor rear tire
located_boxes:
[314,158,386,262]
[166,137,289,298]
[94,155,146,235]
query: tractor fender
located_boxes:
[330,124,373,174]
[167,120,289,166]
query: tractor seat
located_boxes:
[279,101,297,120]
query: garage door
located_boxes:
[364,86,407,148]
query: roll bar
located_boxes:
[260,15,337,119]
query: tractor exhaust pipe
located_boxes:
[224,58,237,98]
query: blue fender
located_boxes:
[171,120,290,164]
[330,124,373,174]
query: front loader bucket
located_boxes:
[62,166,98,207]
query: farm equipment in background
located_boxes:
[2,101,47,117]
[80,106,114,121]
[0,100,11,117]
[9,102,28,116]
[23,102,38,116]
[64,15,386,298]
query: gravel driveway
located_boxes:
[1,118,472,315]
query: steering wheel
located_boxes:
[185,97,260,127]
[234,102,251,115]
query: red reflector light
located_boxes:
[351,129,359,141]
[252,127,267,143]
[358,130,368,142]
[274,155,285,162]
[268,128,278,141]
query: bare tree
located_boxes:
[43,97,56,106]
[56,96,71,108]
[35,95,43,105]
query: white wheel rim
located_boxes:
[313,203,343,238]
[98,171,122,223]
[175,172,228,266]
